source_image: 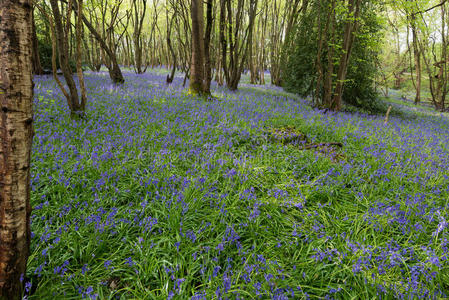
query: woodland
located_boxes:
[1,0,449,299]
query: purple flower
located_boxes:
[104,260,113,270]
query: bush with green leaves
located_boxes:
[38,38,77,73]
[282,1,383,112]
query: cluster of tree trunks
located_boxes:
[132,0,147,74]
[314,0,361,111]
[32,0,317,93]
[417,2,449,111]
[219,0,258,91]
[49,0,86,115]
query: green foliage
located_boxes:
[38,39,53,72]
[282,0,383,112]
[342,4,384,111]
[38,38,78,73]
[34,14,77,73]
[281,9,318,98]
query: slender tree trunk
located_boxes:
[414,50,422,104]
[249,40,256,84]
[49,0,82,114]
[269,0,282,86]
[132,0,146,74]
[411,20,421,104]
[323,1,335,107]
[248,1,257,84]
[32,11,44,75]
[123,35,131,68]
[74,0,125,84]
[189,0,206,95]
[75,0,87,110]
[88,16,102,72]
[260,6,267,85]
[216,55,224,86]
[219,0,229,85]
[0,1,34,299]
[166,8,177,84]
[203,0,213,94]
[331,0,361,111]
[314,0,325,106]
[439,5,447,111]
[221,0,258,91]
[83,35,94,71]
[166,33,177,83]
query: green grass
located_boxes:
[27,71,449,299]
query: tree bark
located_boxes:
[31,10,44,75]
[220,0,258,91]
[189,0,206,95]
[411,20,421,104]
[203,0,213,94]
[49,0,83,114]
[132,0,146,74]
[0,1,34,299]
[75,0,87,110]
[323,0,335,107]
[73,0,125,84]
[166,4,177,84]
[314,0,325,106]
[331,0,361,111]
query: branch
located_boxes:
[412,0,448,16]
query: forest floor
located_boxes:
[27,70,449,299]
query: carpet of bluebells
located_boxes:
[27,69,449,299]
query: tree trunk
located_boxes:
[248,2,257,84]
[411,21,421,104]
[414,51,421,104]
[32,11,44,75]
[314,0,325,106]
[49,0,83,114]
[259,6,267,85]
[109,61,125,85]
[132,0,146,74]
[166,34,177,84]
[0,1,34,299]
[323,1,335,107]
[215,56,224,86]
[331,0,361,111]
[220,0,258,91]
[166,9,177,84]
[203,0,213,94]
[74,0,125,84]
[189,0,206,95]
[75,0,87,111]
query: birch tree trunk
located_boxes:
[0,0,34,298]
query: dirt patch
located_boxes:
[268,126,308,145]
[267,126,344,162]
